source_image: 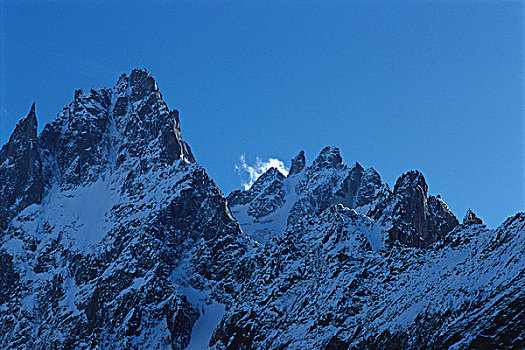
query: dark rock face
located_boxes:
[390,171,431,244]
[288,150,305,176]
[227,168,286,210]
[116,69,194,165]
[226,167,287,242]
[0,251,18,305]
[0,104,43,231]
[311,146,344,170]
[335,163,383,209]
[246,169,286,220]
[382,171,459,248]
[39,88,112,188]
[39,69,194,190]
[463,209,483,225]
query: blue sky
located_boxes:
[1,0,523,227]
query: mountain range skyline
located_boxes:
[0,68,522,349]
[2,72,520,229]
[1,1,523,228]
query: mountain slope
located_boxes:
[210,208,525,349]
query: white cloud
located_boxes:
[235,154,289,190]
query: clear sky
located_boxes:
[1,0,523,227]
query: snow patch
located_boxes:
[42,176,118,252]
[187,302,225,350]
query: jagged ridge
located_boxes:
[227,146,458,248]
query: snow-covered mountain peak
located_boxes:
[367,169,459,248]
[228,147,460,249]
[37,69,194,190]
[1,70,523,350]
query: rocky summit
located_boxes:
[0,70,523,350]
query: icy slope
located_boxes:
[0,69,253,350]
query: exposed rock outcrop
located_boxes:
[288,150,305,176]
[463,208,483,225]
[383,171,459,248]
[0,103,43,231]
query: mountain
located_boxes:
[227,147,458,248]
[1,69,523,350]
[227,147,386,244]
[211,209,525,349]
[0,69,253,349]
